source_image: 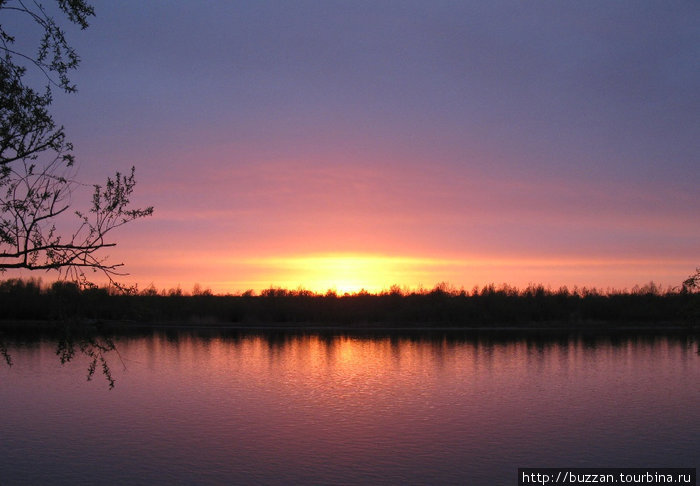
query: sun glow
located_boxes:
[114,249,695,296]
[189,253,698,296]
[250,254,455,294]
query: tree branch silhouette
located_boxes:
[0,1,152,290]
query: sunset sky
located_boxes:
[16,1,698,293]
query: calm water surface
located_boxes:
[1,330,698,485]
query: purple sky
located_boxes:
[25,0,699,292]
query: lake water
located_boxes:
[1,329,698,485]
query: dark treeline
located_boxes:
[0,278,698,328]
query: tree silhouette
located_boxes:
[0,0,152,289]
[681,267,700,294]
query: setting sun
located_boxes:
[248,254,454,294]
[1,2,698,484]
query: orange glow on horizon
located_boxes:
[11,249,690,295]
[244,254,457,294]
[204,253,692,295]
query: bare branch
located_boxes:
[1,1,151,291]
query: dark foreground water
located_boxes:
[1,329,698,485]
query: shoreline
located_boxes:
[1,318,697,333]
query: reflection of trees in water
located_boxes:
[1,338,11,365]
[55,333,122,389]
[1,325,124,389]
[2,327,698,388]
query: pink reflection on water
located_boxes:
[0,332,698,484]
